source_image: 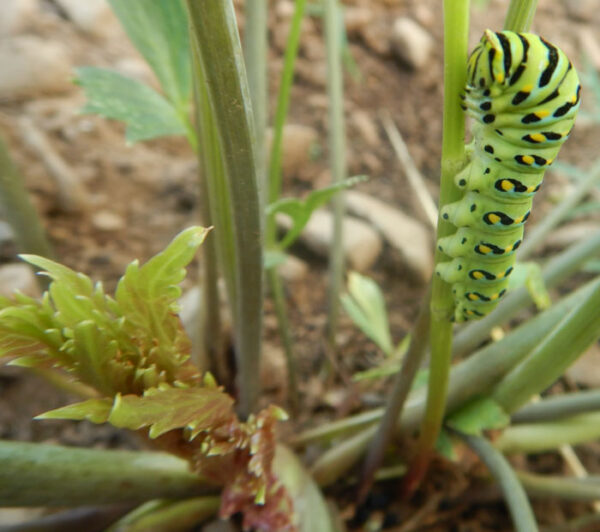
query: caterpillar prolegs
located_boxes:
[436,30,581,322]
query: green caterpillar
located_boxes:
[436,30,581,322]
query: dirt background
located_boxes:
[1,0,600,530]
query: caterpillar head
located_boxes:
[467,30,515,94]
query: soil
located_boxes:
[1,0,600,530]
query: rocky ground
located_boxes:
[1,0,600,530]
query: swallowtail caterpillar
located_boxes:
[436,30,581,322]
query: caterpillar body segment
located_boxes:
[438,30,581,322]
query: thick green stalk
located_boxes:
[324,0,347,346]
[457,432,537,532]
[407,0,469,495]
[493,278,600,412]
[512,389,600,424]
[0,133,53,260]
[186,0,263,417]
[307,280,593,485]
[518,472,600,502]
[244,0,268,207]
[0,441,214,506]
[191,45,229,380]
[496,412,600,454]
[454,230,600,358]
[358,294,430,502]
[517,161,600,259]
[503,0,539,32]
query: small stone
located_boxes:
[277,254,309,282]
[0,37,72,98]
[566,344,600,387]
[352,110,380,148]
[0,263,40,299]
[360,19,392,56]
[391,17,434,70]
[260,342,286,393]
[0,0,37,37]
[267,124,319,179]
[54,0,116,38]
[91,211,125,232]
[345,191,433,281]
[278,209,383,272]
[295,59,327,88]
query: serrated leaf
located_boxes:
[108,386,235,439]
[107,0,191,112]
[36,398,112,423]
[508,262,551,310]
[341,272,393,355]
[266,176,367,250]
[75,67,187,143]
[446,396,510,436]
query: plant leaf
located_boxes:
[341,272,393,355]
[107,0,191,112]
[446,396,510,436]
[37,398,113,423]
[266,176,367,250]
[75,67,187,143]
[108,386,235,439]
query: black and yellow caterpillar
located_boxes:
[436,30,581,322]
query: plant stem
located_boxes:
[518,161,600,259]
[305,279,593,484]
[406,0,469,496]
[518,472,600,502]
[512,389,600,424]
[244,0,268,207]
[186,0,263,417]
[453,229,600,358]
[264,0,306,411]
[456,432,538,532]
[492,278,600,413]
[496,411,600,454]
[503,0,539,32]
[0,133,53,261]
[0,441,215,506]
[323,0,347,347]
[108,497,220,532]
[358,291,430,502]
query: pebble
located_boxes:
[0,0,37,37]
[352,110,380,148]
[0,36,72,98]
[279,208,383,272]
[278,254,309,282]
[267,124,319,179]
[344,7,374,35]
[91,211,125,232]
[0,263,40,299]
[390,17,434,70]
[360,19,392,56]
[53,0,116,38]
[566,344,600,387]
[344,191,433,281]
[260,341,286,394]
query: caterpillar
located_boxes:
[436,30,581,322]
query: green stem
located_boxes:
[512,389,600,424]
[454,230,600,358]
[503,0,539,32]
[108,497,220,532]
[186,0,263,417]
[304,279,594,484]
[518,472,600,502]
[518,161,600,259]
[0,441,214,506]
[542,513,600,532]
[0,133,53,261]
[407,0,469,495]
[492,278,600,413]
[358,292,430,502]
[324,0,347,347]
[456,432,538,532]
[244,0,268,208]
[496,412,600,454]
